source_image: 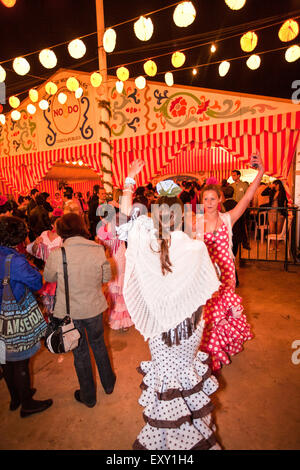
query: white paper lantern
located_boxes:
[171,51,186,68]
[103,28,117,53]
[219,60,230,77]
[13,57,30,76]
[9,96,20,109]
[29,89,39,103]
[45,82,58,95]
[39,49,57,69]
[134,16,153,41]
[143,60,157,77]
[0,114,5,125]
[225,0,246,10]
[39,100,49,110]
[66,77,80,92]
[27,104,36,115]
[90,72,102,87]
[173,2,196,27]
[68,39,86,59]
[58,92,67,104]
[165,72,174,86]
[135,76,146,90]
[246,54,261,70]
[75,87,83,99]
[285,45,300,62]
[0,65,6,83]
[11,110,21,121]
[116,81,124,93]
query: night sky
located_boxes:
[1,0,300,113]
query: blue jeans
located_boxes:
[72,314,115,405]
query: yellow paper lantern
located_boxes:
[68,39,86,59]
[285,45,300,62]
[116,81,124,93]
[1,0,17,7]
[240,31,258,52]
[39,49,57,69]
[134,16,153,41]
[75,87,83,99]
[9,96,20,109]
[225,0,246,10]
[27,104,36,115]
[135,76,146,90]
[219,61,230,77]
[39,100,49,111]
[29,89,39,103]
[90,72,103,87]
[13,57,30,76]
[66,77,80,92]
[11,110,21,121]
[171,51,186,68]
[0,65,6,83]
[0,114,5,125]
[45,82,58,95]
[165,72,174,86]
[143,60,157,77]
[58,92,67,104]
[246,54,261,70]
[279,19,299,42]
[103,28,117,53]
[173,2,196,27]
[116,67,129,82]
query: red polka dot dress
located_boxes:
[200,223,253,371]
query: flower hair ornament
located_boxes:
[156,180,182,198]
[0,196,8,206]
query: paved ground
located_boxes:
[0,260,299,451]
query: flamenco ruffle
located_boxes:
[109,310,134,330]
[133,351,220,450]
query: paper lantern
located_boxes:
[66,77,80,92]
[68,39,86,59]
[246,54,261,70]
[279,19,299,43]
[134,16,153,41]
[165,72,174,86]
[75,87,83,99]
[58,92,67,104]
[13,57,30,76]
[0,65,6,83]
[225,0,246,10]
[285,45,300,62]
[116,67,129,82]
[0,114,5,125]
[219,61,230,77]
[39,100,49,110]
[11,110,21,121]
[171,51,186,68]
[90,72,102,87]
[9,96,20,108]
[135,76,146,90]
[240,31,258,52]
[1,0,16,7]
[143,60,157,77]
[103,28,116,53]
[29,89,39,103]
[27,104,36,115]
[45,82,58,95]
[39,49,57,69]
[173,2,196,27]
[116,81,124,93]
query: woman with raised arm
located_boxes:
[118,161,221,451]
[196,153,265,371]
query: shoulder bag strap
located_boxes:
[61,247,70,318]
[2,254,14,286]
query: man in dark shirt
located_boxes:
[28,194,52,240]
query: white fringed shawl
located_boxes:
[119,215,220,341]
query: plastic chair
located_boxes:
[254,210,268,245]
[267,218,292,253]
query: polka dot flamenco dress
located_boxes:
[200,223,253,371]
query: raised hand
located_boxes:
[250,150,264,172]
[128,159,145,179]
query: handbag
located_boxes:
[44,247,81,354]
[0,254,47,354]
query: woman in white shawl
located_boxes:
[118,160,221,451]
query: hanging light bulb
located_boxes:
[29,89,39,103]
[165,72,174,86]
[192,68,197,75]
[13,57,30,76]
[240,31,258,52]
[9,96,20,109]
[116,81,124,93]
[103,28,117,53]
[173,2,196,27]
[78,160,83,166]
[211,44,217,53]
[219,60,230,77]
[11,110,21,121]
[90,72,102,87]
[116,66,129,82]
[39,100,49,110]
[279,19,299,42]
[143,60,157,77]
[171,51,186,68]
[72,161,77,165]
[134,16,154,41]
[75,87,83,99]
[225,0,246,10]
[285,45,300,62]
[135,76,146,90]
[27,104,36,115]
[39,49,57,69]
[0,114,5,125]
[0,65,6,83]
[66,77,80,92]
[45,82,58,95]
[68,38,86,59]
[58,92,67,104]
[246,54,261,70]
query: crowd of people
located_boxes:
[0,159,289,450]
